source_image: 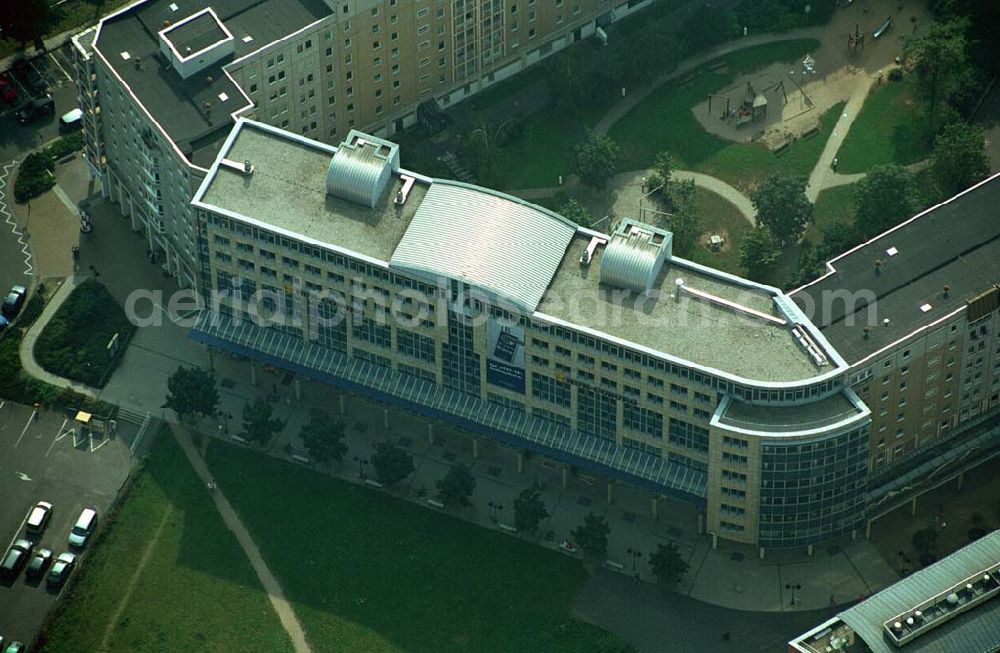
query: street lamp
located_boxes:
[354,456,368,479]
[488,501,503,523]
[626,548,643,572]
[785,582,802,606]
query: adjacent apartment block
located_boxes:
[70,0,655,287]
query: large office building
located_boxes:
[70,0,1000,551]
[70,0,649,287]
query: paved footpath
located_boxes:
[173,427,313,653]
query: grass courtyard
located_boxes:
[686,187,753,276]
[608,39,828,190]
[833,77,932,174]
[38,432,290,652]
[204,439,628,653]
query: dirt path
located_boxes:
[100,505,174,651]
[172,428,313,653]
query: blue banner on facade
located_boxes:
[486,319,525,394]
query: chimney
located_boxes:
[244,160,253,174]
[674,278,685,303]
[943,284,951,298]
[863,326,871,339]
[874,259,882,275]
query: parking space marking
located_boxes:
[48,52,72,82]
[2,511,29,566]
[45,420,71,458]
[14,410,37,448]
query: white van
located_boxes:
[59,107,83,132]
[68,508,97,548]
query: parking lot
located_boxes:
[0,400,136,646]
[0,44,75,119]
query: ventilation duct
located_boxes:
[325,130,400,208]
[599,220,672,293]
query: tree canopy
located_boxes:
[436,464,476,507]
[649,542,689,587]
[558,197,593,229]
[240,398,283,447]
[853,165,919,239]
[740,226,781,282]
[571,512,610,560]
[932,121,989,198]
[512,484,549,533]
[0,0,57,50]
[298,409,347,465]
[750,175,812,246]
[370,441,415,485]
[163,366,220,421]
[903,18,971,136]
[575,131,620,190]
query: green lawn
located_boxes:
[34,279,136,387]
[204,440,629,653]
[687,187,753,276]
[39,432,290,652]
[608,39,826,189]
[835,77,932,174]
[806,184,857,242]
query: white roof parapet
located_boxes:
[326,130,400,208]
[599,220,672,293]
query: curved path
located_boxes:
[514,167,757,224]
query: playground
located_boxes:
[692,0,930,152]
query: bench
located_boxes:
[291,454,310,465]
[231,435,248,445]
[605,560,625,571]
[800,125,820,140]
[364,478,384,489]
[498,523,518,534]
[426,498,445,508]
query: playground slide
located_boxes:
[873,16,892,39]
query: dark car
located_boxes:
[46,552,76,588]
[26,501,53,534]
[1,285,26,319]
[4,642,26,653]
[1,539,33,581]
[25,548,52,581]
[16,95,54,124]
[0,73,16,104]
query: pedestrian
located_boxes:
[272,383,278,395]
[832,157,839,171]
[829,593,836,606]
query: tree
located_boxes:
[932,121,990,197]
[912,527,938,555]
[163,366,219,422]
[370,441,415,485]
[546,50,586,110]
[751,175,812,246]
[575,131,620,190]
[571,512,610,560]
[682,4,739,50]
[660,178,699,256]
[654,150,675,187]
[298,409,347,465]
[464,118,520,187]
[558,198,593,229]
[513,484,549,533]
[649,542,689,587]
[853,165,919,239]
[0,0,58,51]
[240,398,283,447]
[740,226,781,282]
[904,18,971,137]
[436,464,476,507]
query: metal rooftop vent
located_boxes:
[326,130,400,208]
[599,220,672,293]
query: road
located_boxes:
[0,44,79,299]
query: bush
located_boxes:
[14,151,55,204]
[35,279,136,387]
[735,0,836,33]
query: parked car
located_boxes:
[3,641,25,653]
[1,539,33,581]
[59,107,83,132]
[68,508,97,548]
[1,285,26,319]
[47,552,76,588]
[0,315,9,334]
[26,501,53,534]
[16,95,54,124]
[0,73,16,104]
[25,548,52,581]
